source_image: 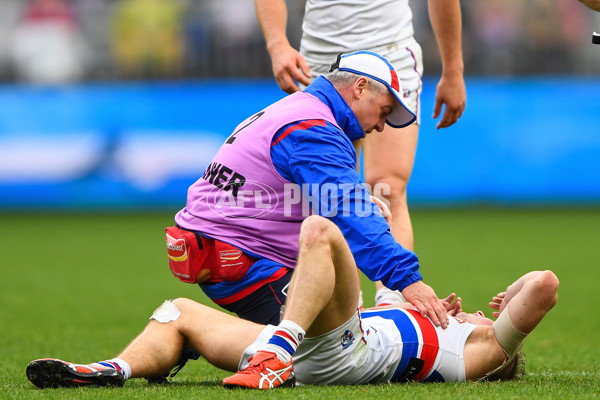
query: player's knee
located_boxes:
[150,299,182,323]
[171,297,196,311]
[299,215,337,248]
[365,170,410,192]
[150,298,199,323]
[365,174,408,209]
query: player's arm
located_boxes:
[465,270,559,380]
[254,0,312,93]
[427,0,466,129]
[488,270,559,333]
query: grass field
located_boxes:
[1,208,599,399]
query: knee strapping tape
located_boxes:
[150,300,181,323]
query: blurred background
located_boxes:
[0,0,599,210]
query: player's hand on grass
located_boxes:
[433,73,466,129]
[402,281,449,329]
[270,44,312,94]
[489,291,506,318]
[442,293,462,316]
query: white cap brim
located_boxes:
[337,51,416,128]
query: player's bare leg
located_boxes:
[27,299,263,388]
[119,299,263,377]
[363,123,419,304]
[223,215,360,389]
[283,215,361,337]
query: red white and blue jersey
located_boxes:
[281,307,477,385]
[360,307,476,383]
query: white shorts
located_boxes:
[239,308,476,385]
[303,40,423,125]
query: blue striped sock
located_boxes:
[264,320,305,363]
[91,358,132,380]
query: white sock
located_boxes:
[264,320,305,364]
[375,287,406,306]
[91,358,132,380]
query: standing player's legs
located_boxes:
[363,122,419,299]
[362,122,419,250]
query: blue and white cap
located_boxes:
[330,50,416,128]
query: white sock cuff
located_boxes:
[109,358,132,380]
[278,319,306,343]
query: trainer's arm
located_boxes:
[272,124,448,327]
[427,0,466,129]
[255,0,312,93]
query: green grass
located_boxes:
[1,208,599,399]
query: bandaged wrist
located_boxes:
[493,309,528,358]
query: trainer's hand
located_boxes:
[432,74,466,129]
[402,281,449,328]
[269,44,312,94]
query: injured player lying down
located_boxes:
[26,216,558,389]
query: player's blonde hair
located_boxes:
[483,352,526,381]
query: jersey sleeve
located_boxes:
[271,122,422,291]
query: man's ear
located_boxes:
[355,77,368,96]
